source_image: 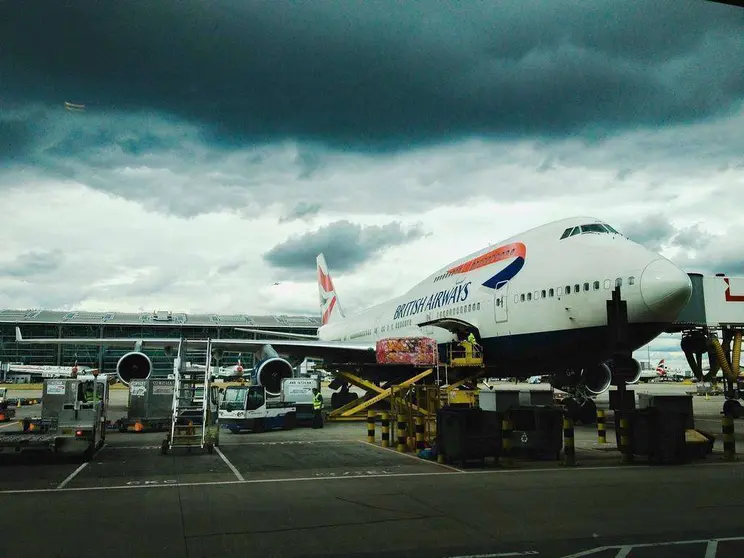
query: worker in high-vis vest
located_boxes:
[312,388,324,429]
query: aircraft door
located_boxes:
[494,281,508,323]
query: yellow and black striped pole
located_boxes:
[367,410,376,443]
[415,417,425,451]
[501,416,513,467]
[381,412,390,448]
[597,409,607,444]
[563,416,576,466]
[619,414,634,464]
[396,414,407,452]
[722,414,736,461]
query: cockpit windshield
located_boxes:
[560,223,620,239]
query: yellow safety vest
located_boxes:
[467,333,476,345]
[313,393,322,410]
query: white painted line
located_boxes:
[5,457,744,496]
[447,551,538,557]
[359,440,464,473]
[614,547,631,558]
[215,446,245,481]
[705,540,718,558]
[561,536,744,557]
[56,462,89,490]
[0,421,19,429]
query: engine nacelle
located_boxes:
[580,362,612,395]
[256,357,293,396]
[624,358,643,385]
[116,352,152,386]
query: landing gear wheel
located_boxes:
[562,397,581,420]
[723,399,743,419]
[578,399,597,425]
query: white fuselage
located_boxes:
[316,217,691,375]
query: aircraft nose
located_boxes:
[640,258,692,319]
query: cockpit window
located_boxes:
[561,223,620,239]
[580,223,607,234]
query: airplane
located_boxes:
[14,216,693,422]
[1,362,95,379]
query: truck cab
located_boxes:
[219,385,296,433]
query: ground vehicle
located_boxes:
[220,384,298,433]
[0,376,108,458]
[0,388,16,422]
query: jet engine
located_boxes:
[116,352,152,386]
[579,362,612,395]
[255,357,293,396]
[624,358,643,385]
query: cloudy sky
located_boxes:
[1,1,742,369]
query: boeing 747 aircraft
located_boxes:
[15,217,692,419]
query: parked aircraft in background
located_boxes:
[15,217,692,422]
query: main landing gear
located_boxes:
[560,392,597,425]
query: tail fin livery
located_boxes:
[317,253,345,325]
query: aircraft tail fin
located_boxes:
[317,253,345,325]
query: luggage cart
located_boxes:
[162,339,220,454]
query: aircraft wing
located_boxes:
[15,327,191,349]
[210,338,377,362]
[15,327,376,362]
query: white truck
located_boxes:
[219,377,319,433]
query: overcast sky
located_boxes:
[1,1,743,370]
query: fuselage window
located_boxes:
[520,294,525,302]
[604,279,611,289]
[557,286,563,296]
[583,282,589,292]
[549,288,554,297]
[477,302,481,310]
[565,285,571,294]
[534,290,539,300]
[593,281,600,290]
[574,284,580,293]
[541,289,546,298]
[515,295,519,303]
[560,227,573,239]
[615,277,623,287]
[496,299,500,307]
[628,276,635,286]
[527,292,532,301]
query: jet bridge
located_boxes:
[668,273,744,417]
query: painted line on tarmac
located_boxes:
[215,446,245,481]
[101,439,357,450]
[560,535,744,557]
[57,462,89,489]
[4,458,744,496]
[0,421,19,429]
[359,440,465,473]
[446,551,539,557]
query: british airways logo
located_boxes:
[393,282,471,320]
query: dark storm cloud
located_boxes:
[2,249,64,278]
[671,224,714,251]
[263,220,427,273]
[278,202,322,224]
[2,1,743,154]
[621,216,676,252]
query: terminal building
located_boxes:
[0,309,320,379]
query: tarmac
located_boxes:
[1,383,743,558]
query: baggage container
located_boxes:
[375,337,438,365]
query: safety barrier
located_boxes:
[366,410,376,443]
[619,414,634,463]
[597,409,607,444]
[722,415,737,461]
[563,416,576,466]
[396,414,407,452]
[381,412,390,448]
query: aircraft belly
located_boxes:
[481,322,666,375]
